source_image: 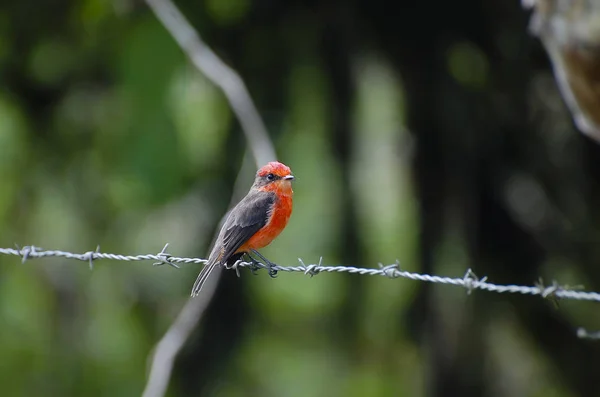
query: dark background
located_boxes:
[1,0,600,396]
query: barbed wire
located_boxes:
[4,243,600,342]
[2,244,600,304]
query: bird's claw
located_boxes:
[249,263,261,276]
[249,249,278,278]
[245,255,262,275]
[266,264,278,278]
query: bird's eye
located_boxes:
[266,173,275,181]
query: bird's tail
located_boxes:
[190,262,218,297]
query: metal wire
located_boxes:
[2,244,600,303]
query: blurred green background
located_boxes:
[1,0,600,396]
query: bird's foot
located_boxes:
[244,254,263,276]
[250,249,278,278]
[265,261,278,278]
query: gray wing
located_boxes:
[191,190,275,296]
[212,190,276,263]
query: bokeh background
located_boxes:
[2,0,600,396]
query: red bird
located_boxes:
[191,161,295,297]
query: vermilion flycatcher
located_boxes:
[191,161,295,297]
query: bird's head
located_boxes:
[253,161,294,193]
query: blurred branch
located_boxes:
[139,152,254,397]
[140,0,280,395]
[145,0,276,167]
[523,0,600,141]
[141,264,221,397]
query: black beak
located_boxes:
[283,175,295,181]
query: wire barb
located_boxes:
[462,269,487,295]
[534,278,562,308]
[152,243,180,269]
[224,258,244,278]
[577,327,600,340]
[18,245,40,264]
[82,245,101,270]
[299,257,322,277]
[379,261,400,279]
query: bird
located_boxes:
[190,161,295,297]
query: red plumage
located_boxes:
[191,161,294,297]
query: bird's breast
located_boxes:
[242,193,293,250]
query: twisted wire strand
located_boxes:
[1,244,599,303]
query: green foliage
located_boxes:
[0,1,595,397]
